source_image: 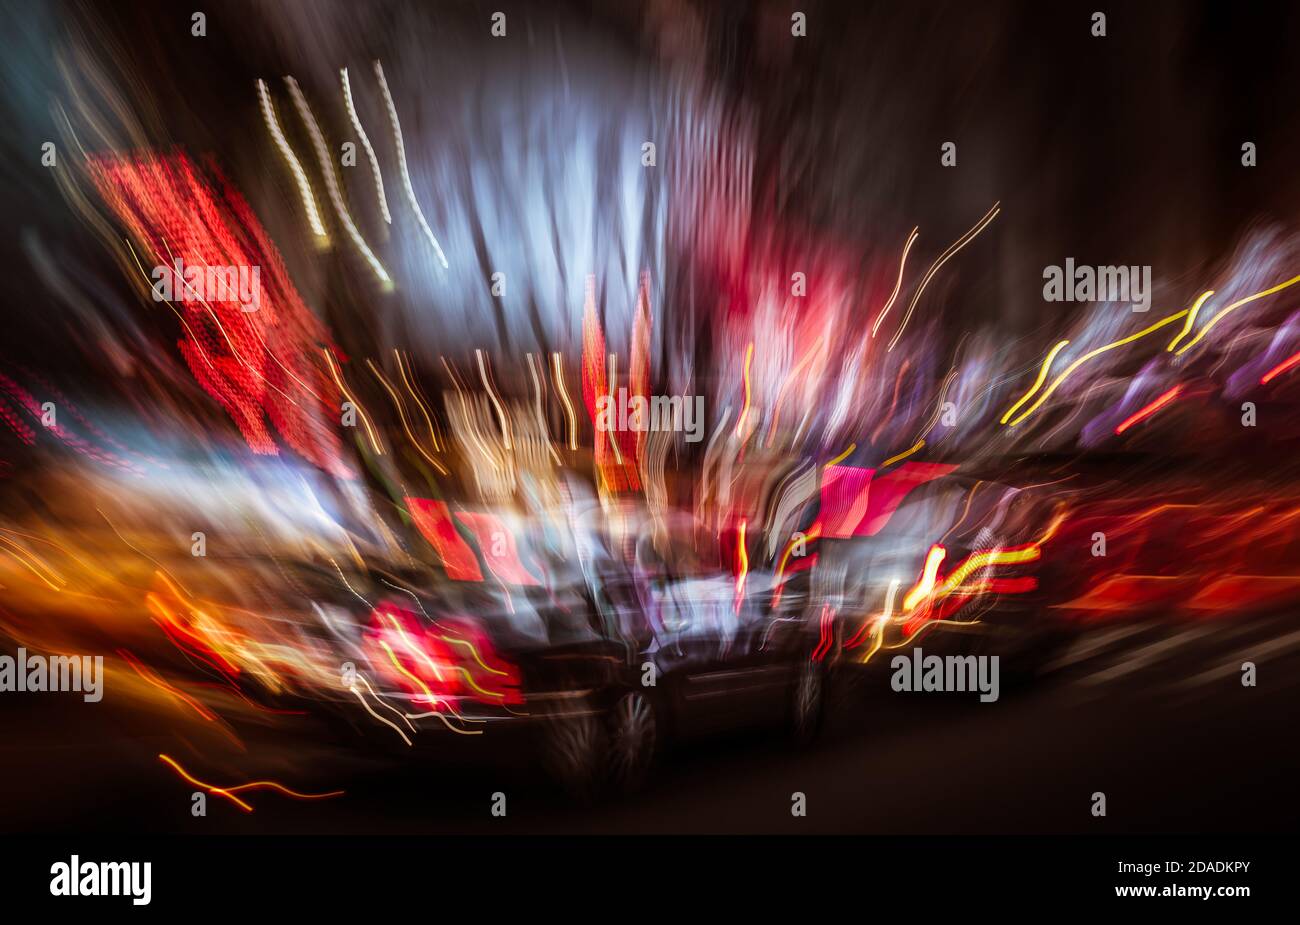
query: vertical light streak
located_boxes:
[285,77,391,287]
[734,519,749,613]
[902,544,947,612]
[340,67,392,224]
[394,349,443,452]
[256,79,327,239]
[552,352,578,451]
[525,352,562,465]
[606,352,623,465]
[476,349,513,451]
[321,348,384,455]
[366,359,447,474]
[871,226,920,337]
[735,341,754,439]
[373,60,450,269]
[858,578,901,665]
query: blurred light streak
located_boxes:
[378,639,440,707]
[903,545,947,612]
[870,226,920,337]
[373,60,449,269]
[1114,385,1184,435]
[285,76,391,287]
[885,202,1000,352]
[476,349,513,451]
[1166,289,1215,352]
[118,649,218,722]
[524,352,563,465]
[0,535,66,589]
[774,522,822,584]
[395,349,444,452]
[1004,309,1191,427]
[158,754,253,812]
[366,358,447,474]
[349,683,414,747]
[256,78,327,239]
[1000,339,1070,425]
[404,709,486,734]
[852,578,899,665]
[158,754,344,812]
[880,439,925,469]
[811,602,835,661]
[766,335,827,447]
[551,352,578,451]
[354,672,416,732]
[1175,273,1300,356]
[735,341,754,439]
[734,518,749,612]
[824,443,856,469]
[340,66,392,224]
[1261,347,1300,384]
[322,348,384,455]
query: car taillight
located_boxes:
[363,602,522,708]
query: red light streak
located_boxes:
[1261,348,1300,385]
[1114,385,1183,435]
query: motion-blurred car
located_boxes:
[296,500,830,799]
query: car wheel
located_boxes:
[537,705,606,802]
[606,690,659,793]
[790,659,828,744]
